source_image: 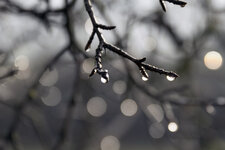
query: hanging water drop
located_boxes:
[142,76,148,81]
[166,75,175,81]
[100,70,109,83]
[101,77,107,83]
[86,48,90,52]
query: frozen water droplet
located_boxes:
[101,77,107,83]
[166,76,175,81]
[142,76,148,81]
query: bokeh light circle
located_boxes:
[168,122,178,132]
[87,97,107,117]
[100,135,120,150]
[120,99,138,117]
[204,51,223,70]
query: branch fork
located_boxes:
[84,0,180,83]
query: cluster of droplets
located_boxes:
[141,75,176,82]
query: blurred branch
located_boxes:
[0,0,75,28]
[84,0,178,83]
[52,56,81,150]
[0,69,18,80]
[4,45,69,150]
[142,11,184,47]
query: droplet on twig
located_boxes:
[101,77,107,83]
[100,70,109,83]
[166,75,175,81]
[86,48,90,52]
[142,76,148,81]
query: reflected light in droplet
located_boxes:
[206,105,215,114]
[41,87,61,107]
[166,76,175,81]
[86,48,90,52]
[112,80,127,95]
[142,76,148,81]
[85,18,93,35]
[39,68,58,87]
[101,77,108,83]
[168,122,178,132]
[147,104,164,122]
[149,123,165,139]
[87,97,107,117]
[100,135,120,150]
[204,51,223,70]
[14,55,29,71]
[120,99,138,117]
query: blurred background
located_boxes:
[0,0,225,150]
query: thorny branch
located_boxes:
[84,0,180,83]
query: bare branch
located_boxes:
[84,0,178,83]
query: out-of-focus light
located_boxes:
[168,122,178,132]
[211,0,225,10]
[14,55,29,71]
[87,97,107,117]
[112,80,127,95]
[82,58,95,74]
[100,135,120,150]
[41,87,61,107]
[147,104,164,122]
[217,97,225,105]
[149,123,165,139]
[142,76,148,81]
[204,51,223,70]
[39,68,58,87]
[85,18,93,35]
[120,99,138,117]
[206,105,215,114]
[166,76,175,82]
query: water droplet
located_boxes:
[142,76,148,81]
[166,76,175,81]
[101,77,107,83]
[168,122,178,132]
[86,48,90,52]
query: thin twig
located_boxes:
[159,0,187,12]
[84,0,178,83]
